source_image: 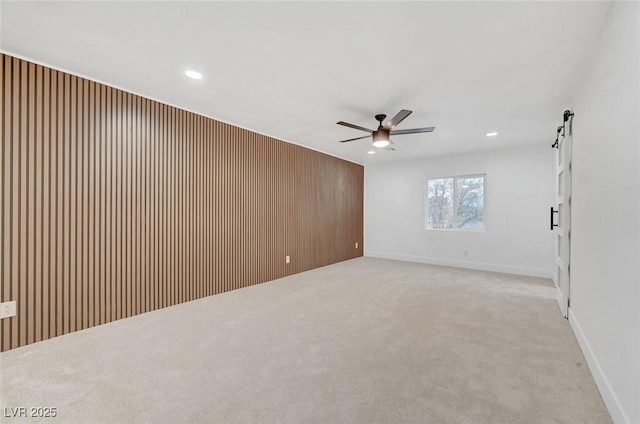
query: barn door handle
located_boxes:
[550,207,559,230]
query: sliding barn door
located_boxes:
[553,121,572,318]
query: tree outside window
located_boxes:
[426,175,485,230]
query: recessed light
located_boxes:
[185,70,202,80]
[486,132,498,137]
[367,151,376,155]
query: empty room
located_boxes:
[0,1,638,423]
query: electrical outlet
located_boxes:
[1,301,16,319]
[355,242,358,249]
[285,255,290,264]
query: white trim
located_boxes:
[365,251,552,279]
[568,309,630,424]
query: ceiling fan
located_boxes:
[337,109,435,148]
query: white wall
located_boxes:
[364,144,555,278]
[569,2,640,423]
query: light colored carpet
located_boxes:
[0,257,611,424]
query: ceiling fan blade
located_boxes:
[383,109,412,130]
[390,126,435,135]
[336,121,373,133]
[339,134,371,143]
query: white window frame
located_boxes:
[425,174,486,231]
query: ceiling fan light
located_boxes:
[372,140,390,148]
[372,130,390,148]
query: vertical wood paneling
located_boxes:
[104,86,111,323]
[34,65,43,343]
[11,58,18,348]
[0,53,364,352]
[125,91,131,319]
[41,66,50,342]
[69,74,77,335]
[19,59,27,346]
[115,89,122,320]
[81,79,89,329]
[1,56,8,352]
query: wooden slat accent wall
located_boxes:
[0,54,364,352]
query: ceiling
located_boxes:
[0,1,610,165]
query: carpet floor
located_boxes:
[0,257,611,423]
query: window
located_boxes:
[426,175,485,230]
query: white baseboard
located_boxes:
[364,251,552,279]
[569,309,631,424]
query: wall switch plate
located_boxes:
[1,301,16,319]
[355,242,358,249]
[285,255,290,264]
